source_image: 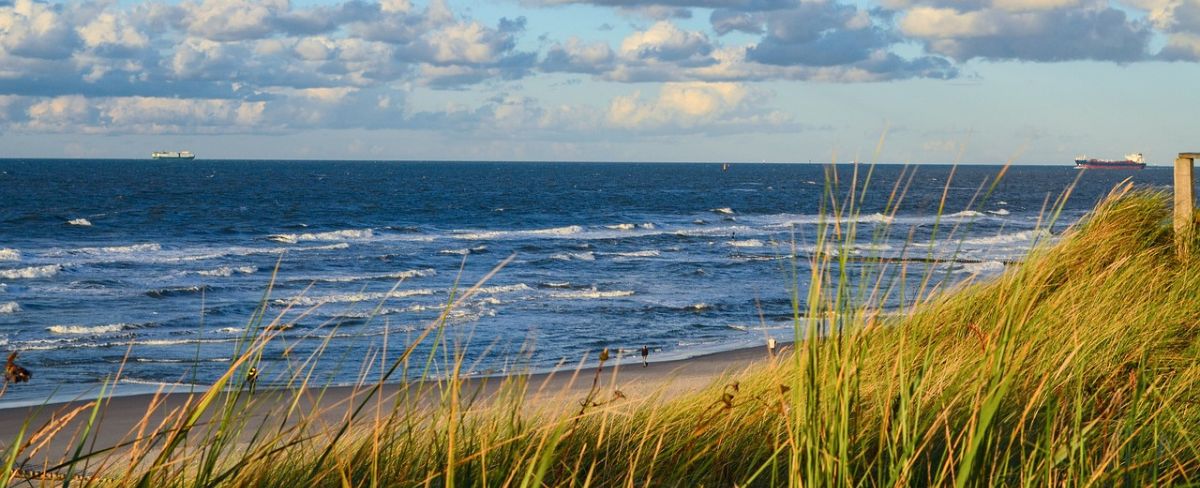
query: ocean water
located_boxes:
[0,160,1174,406]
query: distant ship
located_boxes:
[1074,153,1144,170]
[151,151,195,160]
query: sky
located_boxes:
[0,0,1198,163]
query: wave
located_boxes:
[960,229,1048,247]
[711,207,735,215]
[550,288,635,299]
[540,281,573,288]
[0,248,19,261]
[274,288,436,307]
[959,260,1005,275]
[453,225,583,241]
[48,323,141,335]
[944,210,985,218]
[605,223,656,231]
[303,268,437,284]
[609,250,661,258]
[728,240,765,248]
[0,302,18,314]
[152,242,351,264]
[59,243,162,255]
[0,264,61,279]
[987,208,1011,216]
[146,285,210,299]
[476,283,533,294]
[439,245,488,256]
[197,266,258,277]
[269,228,374,244]
[550,251,595,261]
[67,218,92,226]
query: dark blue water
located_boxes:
[0,161,1174,405]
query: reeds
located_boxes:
[3,168,1199,486]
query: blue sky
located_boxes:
[0,0,1197,163]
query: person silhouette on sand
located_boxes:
[641,345,649,367]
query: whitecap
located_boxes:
[550,251,595,261]
[711,207,735,215]
[541,281,572,288]
[0,248,19,261]
[269,228,373,244]
[438,245,488,256]
[727,240,765,248]
[987,209,1011,216]
[960,230,1048,246]
[0,301,19,314]
[550,288,635,299]
[454,225,582,240]
[197,266,258,277]
[0,264,61,279]
[67,218,92,226]
[48,323,139,335]
[305,268,436,284]
[274,288,436,307]
[959,260,1005,276]
[944,210,985,219]
[605,223,637,231]
[62,243,161,255]
[476,283,533,294]
[612,250,661,258]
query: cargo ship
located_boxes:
[1074,153,1144,170]
[151,151,195,160]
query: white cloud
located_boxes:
[608,82,752,128]
[0,0,79,59]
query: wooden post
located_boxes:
[1176,153,1199,256]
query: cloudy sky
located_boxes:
[0,0,1197,163]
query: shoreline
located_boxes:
[0,341,784,459]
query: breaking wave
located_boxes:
[944,210,985,219]
[269,228,374,244]
[550,251,595,261]
[0,264,61,279]
[728,240,765,248]
[605,223,656,231]
[476,283,533,294]
[609,250,661,258]
[61,243,161,255]
[48,323,141,335]
[454,225,583,240]
[987,209,1011,216]
[274,288,436,307]
[197,266,258,277]
[0,248,19,261]
[145,285,210,299]
[0,302,19,314]
[303,268,437,284]
[550,288,635,299]
[959,260,1006,275]
[67,218,92,226]
[960,230,1048,247]
[439,245,488,256]
[711,207,735,215]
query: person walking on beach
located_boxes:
[640,345,649,367]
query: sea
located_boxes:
[0,160,1175,406]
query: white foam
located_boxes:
[728,240,765,248]
[307,268,436,283]
[960,260,1005,275]
[0,302,18,314]
[67,218,92,226]
[550,288,635,299]
[944,210,985,218]
[269,228,374,244]
[0,248,19,261]
[550,251,595,261]
[438,245,488,256]
[0,264,61,279]
[542,281,572,288]
[611,250,661,258]
[476,283,533,294]
[275,288,436,307]
[197,266,258,277]
[66,243,161,255]
[987,209,1011,216]
[454,225,583,240]
[961,230,1048,247]
[48,323,137,335]
[711,207,735,215]
[606,223,636,231]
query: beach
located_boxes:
[0,342,780,468]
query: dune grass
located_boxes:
[3,175,1200,486]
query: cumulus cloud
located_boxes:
[896,0,1153,62]
[606,81,790,131]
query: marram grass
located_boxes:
[4,184,1200,487]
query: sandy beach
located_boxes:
[0,343,781,471]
